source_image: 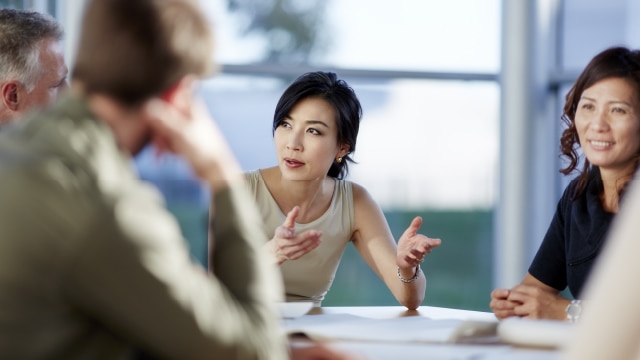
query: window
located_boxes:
[137,0,501,311]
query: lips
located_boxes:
[284,157,304,167]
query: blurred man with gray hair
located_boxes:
[0,8,67,126]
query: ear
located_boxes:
[160,75,198,113]
[1,82,21,111]
[337,143,350,159]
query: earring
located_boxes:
[336,157,343,164]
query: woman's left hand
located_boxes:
[396,216,441,269]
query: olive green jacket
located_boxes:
[0,95,287,360]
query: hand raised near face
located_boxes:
[265,206,322,265]
[396,216,441,269]
[143,77,241,192]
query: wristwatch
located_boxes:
[565,299,582,323]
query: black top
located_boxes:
[528,168,614,298]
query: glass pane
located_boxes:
[201,75,499,210]
[561,0,639,71]
[0,0,58,15]
[202,0,501,73]
[134,0,502,311]
[0,0,25,9]
[135,74,498,311]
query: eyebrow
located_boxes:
[284,116,330,128]
[580,96,633,106]
[306,120,330,128]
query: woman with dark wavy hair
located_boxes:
[245,71,441,309]
[491,46,640,321]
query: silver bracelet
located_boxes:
[397,265,421,283]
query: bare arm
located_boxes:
[351,183,440,310]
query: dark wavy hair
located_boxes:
[272,71,362,179]
[560,46,640,199]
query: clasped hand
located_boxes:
[396,216,441,269]
[490,285,569,320]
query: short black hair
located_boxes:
[272,71,362,179]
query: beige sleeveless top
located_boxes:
[245,170,355,305]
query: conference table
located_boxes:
[284,306,561,360]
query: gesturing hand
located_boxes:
[266,206,322,265]
[396,216,441,269]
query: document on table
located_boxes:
[282,313,499,344]
[497,317,575,348]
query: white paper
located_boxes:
[326,341,517,360]
[498,317,575,348]
[283,313,498,343]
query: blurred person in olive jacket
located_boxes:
[0,0,289,359]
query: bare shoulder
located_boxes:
[348,180,392,245]
[350,180,384,216]
[350,181,373,203]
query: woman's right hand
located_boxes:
[266,206,322,265]
[489,288,518,319]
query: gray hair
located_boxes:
[0,9,63,92]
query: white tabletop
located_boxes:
[288,306,559,360]
[308,305,498,320]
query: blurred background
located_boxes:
[5,0,639,311]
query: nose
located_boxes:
[286,130,303,151]
[591,110,610,132]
